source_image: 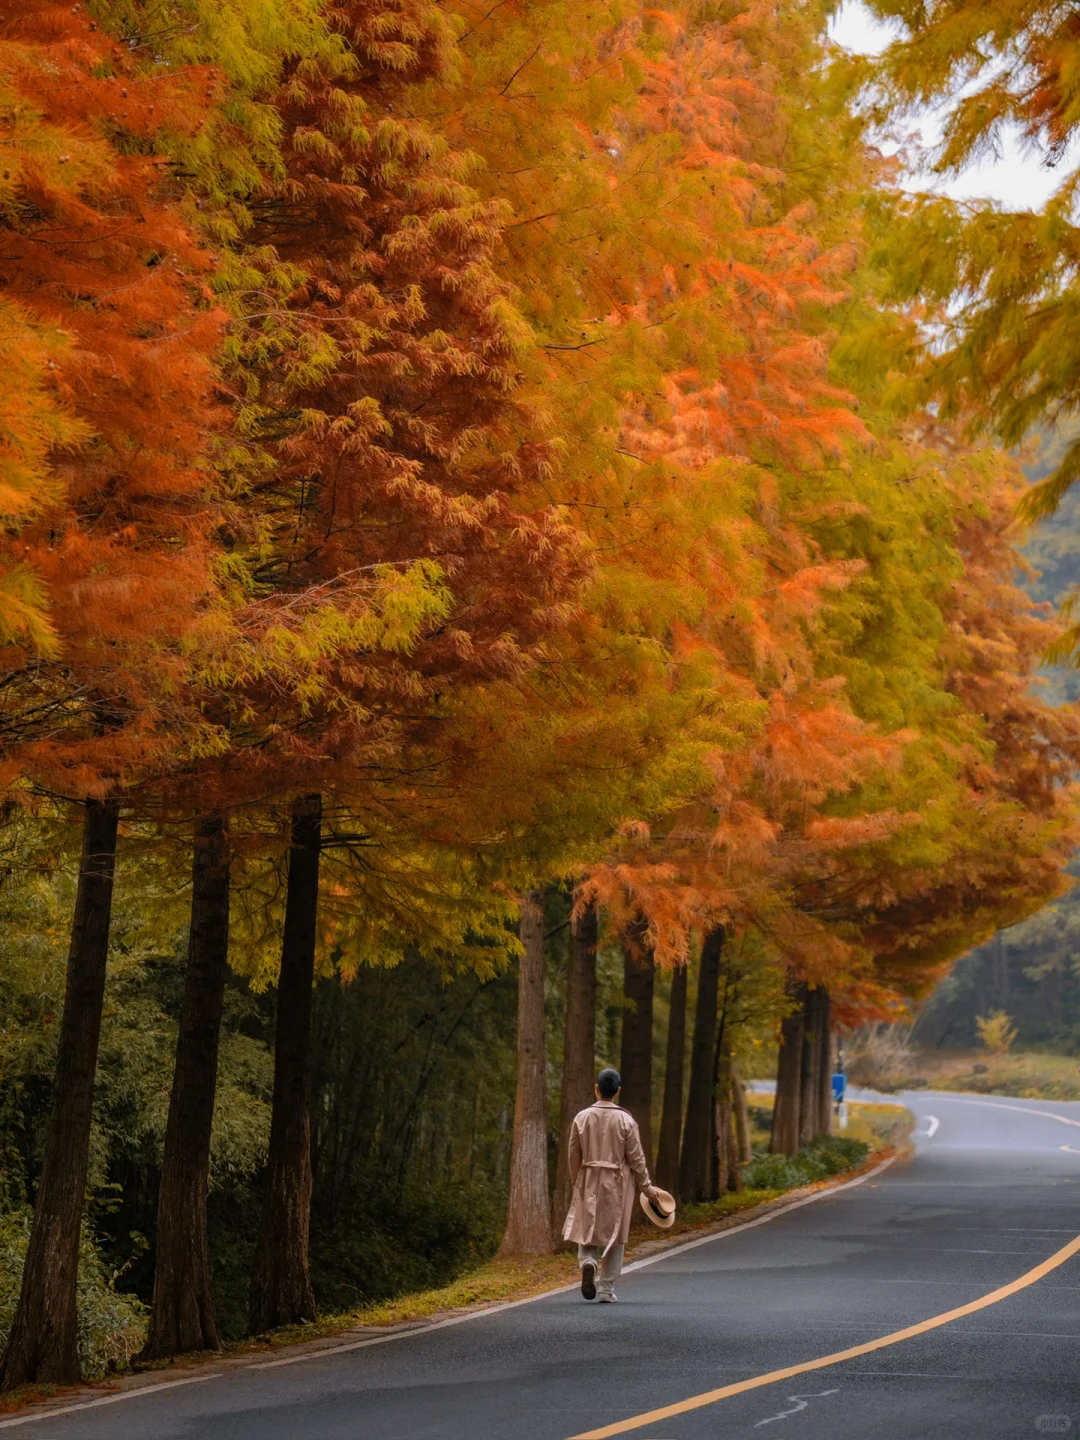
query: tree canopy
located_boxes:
[1,0,1078,1385]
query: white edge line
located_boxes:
[0,1375,220,1430]
[922,1095,1080,1131]
[0,1155,899,1424]
[248,1289,578,1369]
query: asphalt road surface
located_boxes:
[9,1088,1080,1440]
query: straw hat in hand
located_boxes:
[639,1187,676,1228]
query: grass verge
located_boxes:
[905,1050,1080,1102]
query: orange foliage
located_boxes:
[0,0,226,795]
[188,0,590,807]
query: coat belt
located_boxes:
[582,1159,621,1169]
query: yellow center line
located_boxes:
[567,1229,1080,1438]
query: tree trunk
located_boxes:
[655,962,688,1194]
[1,798,120,1389]
[142,814,230,1360]
[250,795,322,1333]
[814,990,832,1137]
[770,983,806,1156]
[713,1039,741,1194]
[727,1112,742,1190]
[552,899,597,1237]
[619,922,655,1168]
[732,1066,752,1164]
[798,988,823,1149]
[714,1093,731,1193]
[679,927,724,1203]
[715,1089,742,1194]
[498,891,551,1255]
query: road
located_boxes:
[8,1089,1080,1439]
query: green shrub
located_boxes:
[742,1134,868,1191]
[0,1213,147,1379]
[742,1153,804,1189]
[806,1134,869,1173]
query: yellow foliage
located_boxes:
[976,1010,1018,1055]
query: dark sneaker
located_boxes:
[581,1261,597,1300]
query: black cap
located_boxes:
[596,1067,621,1099]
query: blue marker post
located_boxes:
[832,1039,846,1128]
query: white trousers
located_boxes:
[578,1242,624,1298]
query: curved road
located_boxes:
[8,1089,1080,1439]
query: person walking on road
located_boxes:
[562,1067,673,1303]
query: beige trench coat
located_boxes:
[561,1101,653,1249]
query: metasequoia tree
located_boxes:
[250,796,323,1326]
[655,959,688,1194]
[403,0,868,1208]
[619,921,656,1167]
[584,551,904,1175]
[552,898,598,1234]
[497,892,550,1255]
[753,432,1080,1138]
[0,0,224,1389]
[86,0,601,1337]
[569,0,1080,1176]
[679,928,724,1202]
[142,815,231,1358]
[752,443,1080,1136]
[770,983,830,1156]
[824,457,1080,1011]
[589,0,1080,1169]
[440,0,901,1192]
[164,0,592,1318]
[861,1,1080,527]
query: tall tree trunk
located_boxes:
[726,1111,742,1191]
[732,1066,752,1164]
[552,899,597,1237]
[770,982,806,1156]
[250,795,322,1333]
[142,814,230,1360]
[499,891,551,1255]
[619,922,655,1167]
[713,1039,740,1195]
[814,990,832,1137]
[679,927,724,1203]
[798,988,823,1149]
[655,963,688,1194]
[1,798,120,1389]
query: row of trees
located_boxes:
[2,0,1078,1388]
